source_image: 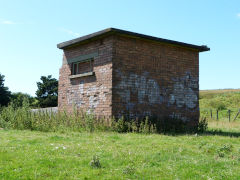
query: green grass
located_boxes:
[0,129,240,179]
[0,89,239,179]
[200,89,240,109]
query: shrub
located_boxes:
[198,117,208,133]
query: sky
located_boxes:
[0,0,240,96]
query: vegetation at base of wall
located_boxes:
[0,103,207,134]
[113,116,207,134]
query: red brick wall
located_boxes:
[112,35,199,125]
[58,36,113,117]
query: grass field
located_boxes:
[1,125,240,179]
[0,89,240,179]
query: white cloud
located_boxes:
[59,28,80,37]
[237,13,240,18]
[0,19,17,25]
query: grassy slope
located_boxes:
[0,129,240,180]
[200,89,240,109]
[200,89,240,121]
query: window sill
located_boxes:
[69,71,95,79]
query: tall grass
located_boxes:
[0,103,109,133]
[0,103,207,134]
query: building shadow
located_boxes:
[159,130,240,137]
[202,130,240,138]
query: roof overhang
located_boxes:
[57,28,210,52]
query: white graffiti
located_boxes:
[115,70,164,110]
[67,82,108,110]
[169,72,198,109]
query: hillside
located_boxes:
[200,89,240,109]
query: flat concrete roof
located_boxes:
[57,28,210,52]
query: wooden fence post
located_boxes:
[217,110,219,121]
[210,109,212,120]
[228,110,231,122]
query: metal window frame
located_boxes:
[72,58,94,75]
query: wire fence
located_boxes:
[200,108,240,122]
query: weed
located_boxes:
[84,112,95,133]
[218,144,233,153]
[198,142,207,149]
[217,144,233,158]
[114,117,128,133]
[218,151,225,158]
[205,144,215,154]
[123,165,135,175]
[90,155,101,168]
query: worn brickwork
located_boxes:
[112,35,199,125]
[58,29,206,126]
[58,36,113,117]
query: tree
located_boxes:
[0,73,11,106]
[36,75,58,108]
[11,92,38,108]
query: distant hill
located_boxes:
[200,89,240,97]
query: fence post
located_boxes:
[217,110,219,121]
[210,109,212,120]
[228,110,231,122]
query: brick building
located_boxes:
[57,28,209,125]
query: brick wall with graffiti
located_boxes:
[112,36,199,124]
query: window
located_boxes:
[71,58,94,75]
[68,52,98,79]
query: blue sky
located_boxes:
[0,0,240,96]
